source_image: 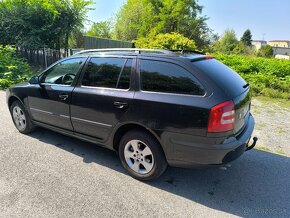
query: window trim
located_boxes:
[78,57,133,91]
[138,58,206,97]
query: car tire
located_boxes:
[10,101,35,134]
[119,130,168,181]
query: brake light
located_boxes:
[208,100,235,133]
[205,55,214,59]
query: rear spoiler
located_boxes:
[191,55,214,62]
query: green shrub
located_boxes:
[0,45,32,89]
[213,54,290,99]
[134,32,197,50]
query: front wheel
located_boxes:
[10,101,35,134]
[119,130,168,181]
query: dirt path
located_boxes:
[251,97,290,156]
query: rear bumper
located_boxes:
[166,114,256,168]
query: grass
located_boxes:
[253,96,290,108]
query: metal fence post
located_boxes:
[43,48,47,69]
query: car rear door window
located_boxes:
[140,60,204,95]
[82,57,131,89]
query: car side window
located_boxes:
[42,58,86,85]
[82,57,132,89]
[140,60,205,95]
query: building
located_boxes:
[251,40,267,50]
[268,40,290,48]
[272,47,290,56]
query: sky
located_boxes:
[87,0,290,41]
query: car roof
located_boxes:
[72,48,208,62]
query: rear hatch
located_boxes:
[193,58,251,134]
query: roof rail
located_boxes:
[73,48,176,56]
[170,49,205,55]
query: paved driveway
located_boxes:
[0,91,289,218]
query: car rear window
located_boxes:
[192,59,247,97]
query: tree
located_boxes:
[257,45,274,58]
[69,29,85,48]
[113,0,212,49]
[114,0,154,41]
[0,0,93,52]
[86,21,112,38]
[241,29,252,46]
[213,29,238,54]
[134,32,197,50]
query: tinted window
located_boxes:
[193,59,247,97]
[140,60,204,95]
[82,58,131,89]
[42,58,85,85]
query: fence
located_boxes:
[84,36,133,49]
[17,37,133,68]
[16,48,67,69]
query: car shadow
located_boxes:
[29,128,290,217]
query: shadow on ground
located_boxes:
[29,128,290,217]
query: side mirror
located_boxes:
[29,76,39,85]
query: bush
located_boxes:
[213,54,290,99]
[257,45,274,58]
[134,32,197,50]
[0,45,32,89]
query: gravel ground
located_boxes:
[251,97,290,156]
[0,91,290,218]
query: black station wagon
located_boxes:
[7,49,257,180]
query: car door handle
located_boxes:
[114,101,128,109]
[59,94,69,101]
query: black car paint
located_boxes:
[7,53,255,167]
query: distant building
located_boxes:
[272,47,290,56]
[251,40,267,50]
[268,40,290,48]
[275,54,290,60]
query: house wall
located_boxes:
[272,47,290,56]
[252,41,267,50]
[268,41,290,48]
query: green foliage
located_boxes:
[241,29,252,46]
[0,45,32,89]
[0,0,93,50]
[257,45,274,58]
[113,0,211,49]
[212,29,238,54]
[212,29,256,55]
[134,32,197,50]
[214,53,290,99]
[86,21,112,38]
[69,29,85,48]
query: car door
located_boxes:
[133,58,207,136]
[70,56,135,141]
[28,57,87,130]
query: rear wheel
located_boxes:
[119,130,167,181]
[10,101,35,134]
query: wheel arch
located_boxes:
[8,95,25,109]
[112,123,162,152]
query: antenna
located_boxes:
[182,21,202,54]
[262,33,266,41]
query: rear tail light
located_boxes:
[208,100,235,133]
